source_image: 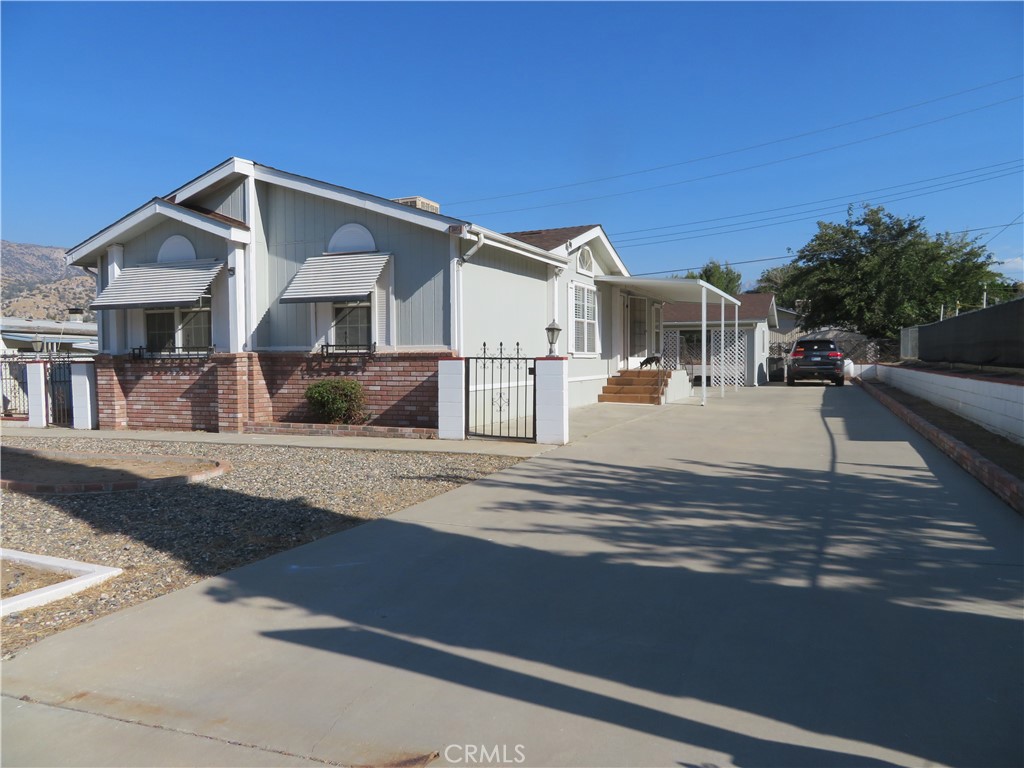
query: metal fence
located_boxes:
[1,356,29,416]
[465,343,536,442]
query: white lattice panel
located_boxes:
[663,330,681,370]
[711,330,745,386]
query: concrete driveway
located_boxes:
[3,384,1022,767]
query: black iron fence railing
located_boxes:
[131,346,215,360]
[320,342,376,357]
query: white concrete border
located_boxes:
[0,548,122,618]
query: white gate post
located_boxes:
[437,358,466,440]
[25,361,47,428]
[71,361,98,429]
[535,356,568,445]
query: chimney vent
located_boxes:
[68,307,85,323]
[393,196,440,214]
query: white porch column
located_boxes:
[71,361,98,429]
[227,243,247,353]
[103,244,124,353]
[701,285,707,407]
[535,356,569,445]
[720,296,725,399]
[735,305,740,390]
[438,358,466,440]
[25,361,47,428]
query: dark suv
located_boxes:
[787,338,845,386]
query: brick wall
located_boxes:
[95,354,218,431]
[93,351,450,433]
[248,351,450,428]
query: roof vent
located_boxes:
[393,196,440,214]
[68,308,85,323]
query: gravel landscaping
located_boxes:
[0,436,522,659]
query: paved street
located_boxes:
[3,384,1022,767]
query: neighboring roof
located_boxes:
[593,277,740,306]
[663,292,778,328]
[91,259,225,310]
[504,225,600,252]
[280,252,390,304]
[0,317,97,336]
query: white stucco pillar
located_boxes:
[437,358,466,440]
[71,361,98,430]
[535,356,569,445]
[103,244,124,353]
[25,361,47,428]
[227,243,247,353]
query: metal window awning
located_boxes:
[91,259,225,310]
[279,252,390,304]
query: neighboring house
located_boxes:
[0,314,98,356]
[65,157,736,434]
[663,292,778,386]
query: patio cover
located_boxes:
[594,277,742,405]
[279,252,390,304]
[91,259,225,310]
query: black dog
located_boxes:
[639,355,661,369]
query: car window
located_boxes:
[793,340,838,352]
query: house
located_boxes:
[65,157,738,435]
[663,292,778,386]
[0,314,98,356]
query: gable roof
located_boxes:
[664,292,778,328]
[504,225,600,251]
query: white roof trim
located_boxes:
[553,226,629,276]
[470,227,569,268]
[91,259,225,310]
[66,200,250,267]
[168,157,254,205]
[594,277,741,306]
[253,164,468,234]
[279,252,391,304]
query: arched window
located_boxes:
[157,235,196,263]
[327,223,376,254]
[577,246,594,276]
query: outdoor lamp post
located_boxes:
[31,334,43,358]
[545,320,561,356]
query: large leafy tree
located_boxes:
[753,262,802,308]
[784,205,1014,338]
[684,259,742,295]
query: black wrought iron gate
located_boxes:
[47,354,73,426]
[465,343,536,442]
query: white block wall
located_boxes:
[437,359,466,440]
[876,365,1024,446]
[71,361,98,430]
[25,362,47,428]
[535,357,569,445]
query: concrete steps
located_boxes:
[598,368,671,405]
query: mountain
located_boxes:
[1,241,96,321]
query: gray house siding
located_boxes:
[192,178,246,222]
[253,184,450,350]
[462,244,550,358]
[122,219,228,268]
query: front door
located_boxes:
[629,297,648,364]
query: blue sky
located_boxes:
[2,1,1022,289]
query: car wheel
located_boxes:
[834,376,845,386]
[787,374,796,386]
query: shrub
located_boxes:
[304,379,367,424]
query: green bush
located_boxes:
[304,378,367,424]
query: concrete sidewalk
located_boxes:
[1,401,666,458]
[3,386,1021,767]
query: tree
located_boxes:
[684,260,742,295]
[785,205,1014,338]
[753,262,802,308]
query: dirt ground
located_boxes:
[1,447,219,486]
[867,380,1024,482]
[1,561,72,599]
